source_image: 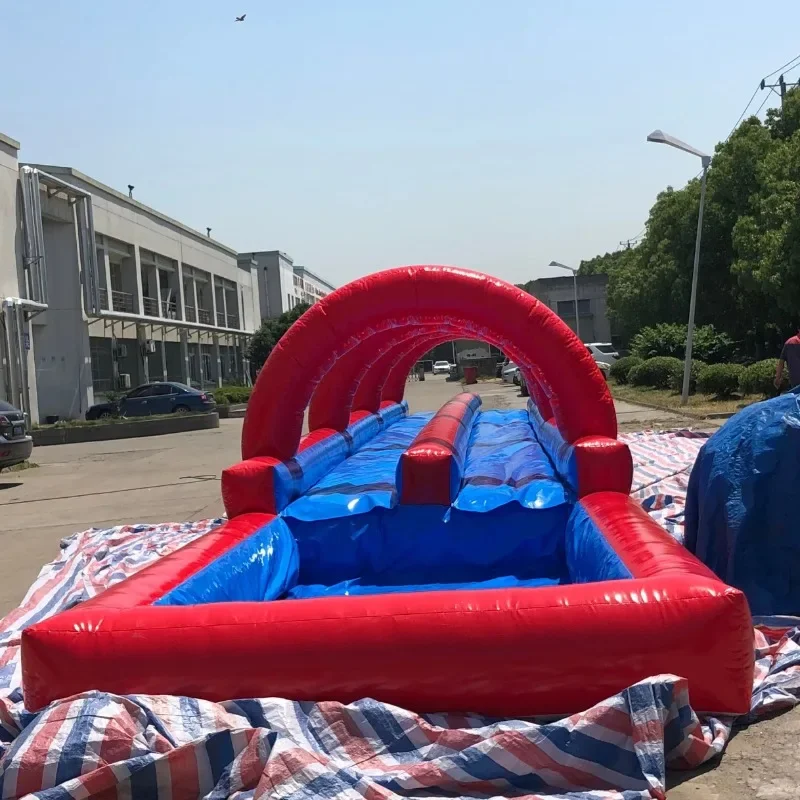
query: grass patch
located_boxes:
[609,380,758,416]
[32,413,203,430]
[3,460,38,472]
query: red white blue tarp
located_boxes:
[2,431,800,799]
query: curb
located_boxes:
[612,394,739,422]
[217,404,247,419]
[32,412,220,446]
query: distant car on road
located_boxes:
[586,343,619,364]
[86,382,216,420]
[432,360,452,375]
[0,400,33,470]
[501,362,519,384]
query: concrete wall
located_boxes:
[245,250,297,320]
[525,274,611,343]
[33,219,93,420]
[0,134,23,300]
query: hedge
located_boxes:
[609,356,643,385]
[669,359,706,394]
[739,359,787,397]
[213,385,252,404]
[697,363,744,397]
[627,357,684,389]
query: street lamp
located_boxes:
[647,129,711,406]
[549,261,580,340]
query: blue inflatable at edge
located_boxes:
[685,388,800,616]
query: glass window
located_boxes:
[127,385,157,398]
[595,344,617,353]
[557,299,590,317]
[150,384,174,396]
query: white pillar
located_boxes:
[160,325,168,380]
[176,263,186,320]
[138,324,149,384]
[133,245,145,315]
[213,334,222,387]
[103,247,112,310]
[211,277,219,327]
[192,278,199,322]
[155,267,164,318]
[180,329,190,385]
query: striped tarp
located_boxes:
[3,431,799,799]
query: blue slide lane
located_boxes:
[284,413,433,521]
[454,409,572,512]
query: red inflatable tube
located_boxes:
[242,266,615,461]
[21,495,753,716]
[398,393,481,505]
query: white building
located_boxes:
[241,250,335,319]
[1,132,259,423]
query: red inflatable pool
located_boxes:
[22,266,754,716]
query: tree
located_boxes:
[546,86,800,358]
[248,303,312,372]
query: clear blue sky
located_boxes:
[4,1,798,286]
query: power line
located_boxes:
[726,84,760,139]
[763,53,800,81]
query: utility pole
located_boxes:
[760,74,798,109]
[619,238,637,250]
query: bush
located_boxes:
[609,355,643,384]
[631,323,735,364]
[739,359,787,397]
[627,356,684,389]
[697,363,745,397]
[669,359,706,394]
[213,385,252,405]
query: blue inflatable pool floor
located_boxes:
[281,409,575,599]
[158,409,637,606]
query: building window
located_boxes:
[556,299,590,317]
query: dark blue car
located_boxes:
[86,382,216,420]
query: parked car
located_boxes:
[519,358,610,399]
[432,360,452,375]
[586,343,619,364]
[86,382,216,420]
[501,361,519,384]
[0,400,33,470]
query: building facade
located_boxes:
[523,274,611,343]
[1,134,259,423]
[241,250,335,319]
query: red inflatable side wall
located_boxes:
[21,495,753,716]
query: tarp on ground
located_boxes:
[685,392,800,616]
[3,431,786,800]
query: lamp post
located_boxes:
[548,261,580,340]
[646,129,711,406]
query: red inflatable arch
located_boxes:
[243,265,615,461]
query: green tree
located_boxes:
[248,302,312,371]
[561,87,800,357]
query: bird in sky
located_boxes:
[235,14,246,22]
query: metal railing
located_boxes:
[142,296,159,316]
[184,304,197,323]
[99,288,135,313]
[216,311,226,327]
[197,308,213,325]
[161,299,179,320]
[111,290,134,313]
[226,314,240,330]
